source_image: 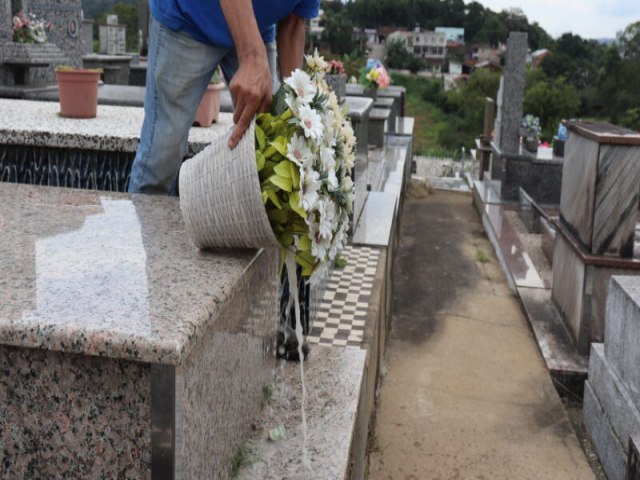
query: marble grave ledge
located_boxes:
[0,183,279,479]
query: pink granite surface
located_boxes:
[0,345,152,478]
[0,183,264,365]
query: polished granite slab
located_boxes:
[0,98,231,154]
[237,346,367,479]
[369,108,390,149]
[395,116,415,137]
[0,182,270,365]
[481,202,546,289]
[352,192,397,247]
[0,183,278,478]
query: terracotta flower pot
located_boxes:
[194,83,225,127]
[55,69,101,119]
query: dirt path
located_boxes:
[368,190,594,480]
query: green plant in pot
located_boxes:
[55,66,103,119]
[194,68,225,127]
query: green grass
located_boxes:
[261,384,273,408]
[230,444,252,478]
[475,249,490,263]
[391,73,456,158]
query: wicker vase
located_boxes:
[178,120,279,249]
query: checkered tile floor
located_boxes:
[308,246,381,347]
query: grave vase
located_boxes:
[55,69,101,119]
[524,136,538,154]
[193,82,224,127]
[325,74,347,103]
[363,87,378,101]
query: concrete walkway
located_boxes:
[369,190,594,479]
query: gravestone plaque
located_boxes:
[99,15,126,55]
[81,19,93,55]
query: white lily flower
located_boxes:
[298,104,324,142]
[285,69,316,104]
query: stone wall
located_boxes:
[585,276,640,480]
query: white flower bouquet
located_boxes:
[256,51,356,277]
[179,52,355,279]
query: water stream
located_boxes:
[285,251,312,472]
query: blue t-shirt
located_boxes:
[150,0,320,48]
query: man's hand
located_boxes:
[228,52,272,149]
[220,0,272,149]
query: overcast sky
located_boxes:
[477,0,640,39]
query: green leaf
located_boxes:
[263,145,278,158]
[271,136,288,156]
[266,191,283,209]
[268,208,288,223]
[255,124,266,151]
[298,234,311,252]
[270,86,288,116]
[273,160,292,179]
[290,162,300,188]
[269,175,292,192]
[256,151,266,172]
[279,232,294,247]
[261,190,269,205]
[295,251,315,276]
[289,191,306,218]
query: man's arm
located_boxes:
[220,0,272,149]
[276,13,306,79]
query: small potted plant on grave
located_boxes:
[193,68,225,127]
[324,59,347,104]
[359,59,390,100]
[55,66,103,119]
[520,114,541,154]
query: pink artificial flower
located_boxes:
[376,67,390,89]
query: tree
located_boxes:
[321,1,357,56]
[464,1,486,43]
[618,21,640,60]
[385,38,413,69]
[524,73,580,139]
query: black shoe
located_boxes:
[277,324,310,362]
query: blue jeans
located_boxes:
[129,18,279,195]
[128,17,243,195]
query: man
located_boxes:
[128,0,319,195]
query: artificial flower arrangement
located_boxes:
[521,114,541,153]
[521,114,541,139]
[359,59,391,89]
[327,59,346,75]
[12,11,51,44]
[255,50,356,278]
